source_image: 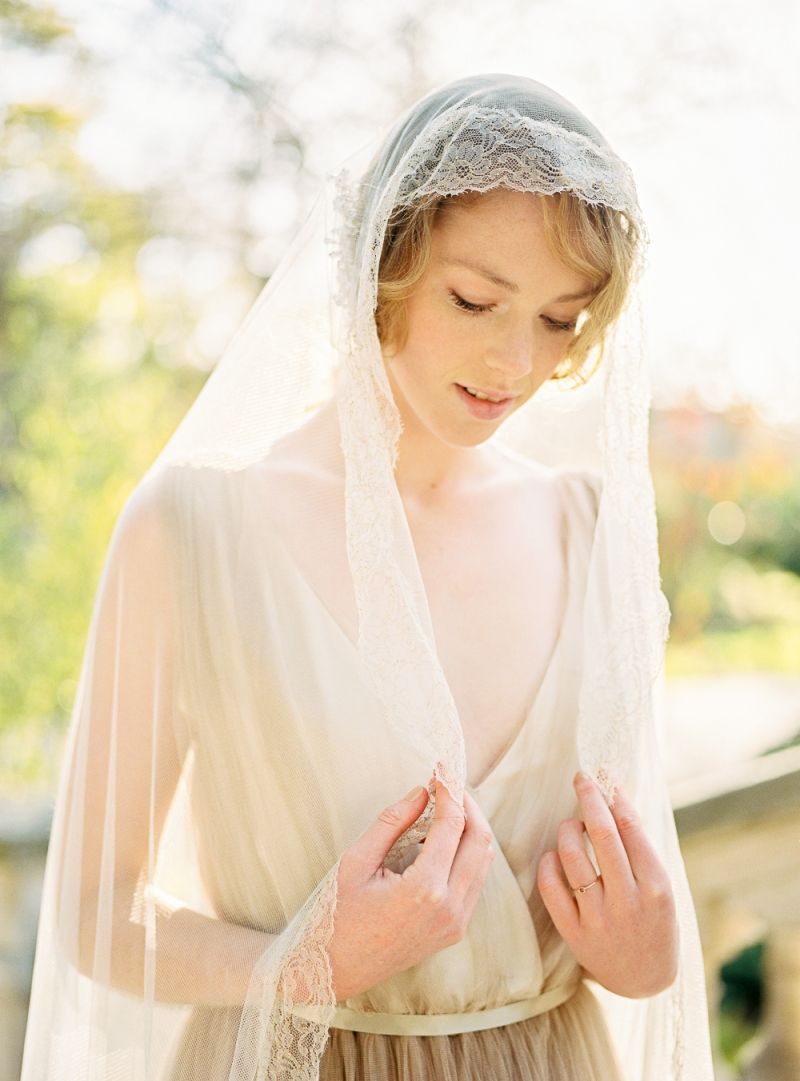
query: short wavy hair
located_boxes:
[374,188,642,385]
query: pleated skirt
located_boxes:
[317,980,627,1080]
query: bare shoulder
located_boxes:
[487,441,602,520]
[258,401,344,491]
[488,441,599,491]
[487,440,556,486]
[112,464,178,557]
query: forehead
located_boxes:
[431,188,548,247]
[428,189,596,295]
[430,190,548,255]
[439,185,543,216]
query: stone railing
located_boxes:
[671,742,800,1080]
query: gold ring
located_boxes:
[572,873,602,894]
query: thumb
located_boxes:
[351,784,430,873]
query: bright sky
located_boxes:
[8,0,800,426]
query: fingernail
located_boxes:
[403,785,426,801]
[574,771,591,786]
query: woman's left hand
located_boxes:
[536,771,679,998]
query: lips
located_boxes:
[457,384,517,402]
[454,383,516,420]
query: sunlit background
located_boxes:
[2,1,799,1077]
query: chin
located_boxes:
[437,416,503,449]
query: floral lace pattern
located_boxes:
[233,861,340,1081]
[394,108,644,228]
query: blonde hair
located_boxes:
[374,188,642,385]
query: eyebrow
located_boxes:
[442,257,597,302]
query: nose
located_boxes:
[484,323,535,380]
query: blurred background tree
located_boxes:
[653,403,800,678]
[1,0,202,788]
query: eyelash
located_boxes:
[448,289,577,333]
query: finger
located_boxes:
[536,850,579,941]
[414,777,467,888]
[573,772,635,894]
[556,818,604,902]
[446,788,495,903]
[347,783,430,876]
[607,782,668,891]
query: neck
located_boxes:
[320,384,498,507]
[385,373,495,506]
[394,419,489,507]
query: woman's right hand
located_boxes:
[327,775,496,1001]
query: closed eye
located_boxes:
[449,290,494,315]
[543,316,577,333]
[448,290,577,333]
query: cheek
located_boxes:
[397,294,574,380]
[400,300,464,365]
[539,332,573,369]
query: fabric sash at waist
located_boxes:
[289,974,582,1035]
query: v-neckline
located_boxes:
[262,472,575,793]
[469,562,572,791]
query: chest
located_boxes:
[255,454,568,790]
[405,477,567,789]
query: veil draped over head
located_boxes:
[21,73,714,1080]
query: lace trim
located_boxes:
[233,862,339,1081]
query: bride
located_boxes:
[19,73,715,1080]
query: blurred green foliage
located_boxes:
[718,941,763,1067]
[1,4,206,789]
[651,406,800,676]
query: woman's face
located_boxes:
[380,188,598,447]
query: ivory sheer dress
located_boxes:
[141,450,625,1080]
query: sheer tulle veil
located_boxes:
[20,73,715,1080]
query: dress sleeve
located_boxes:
[19,465,342,1080]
